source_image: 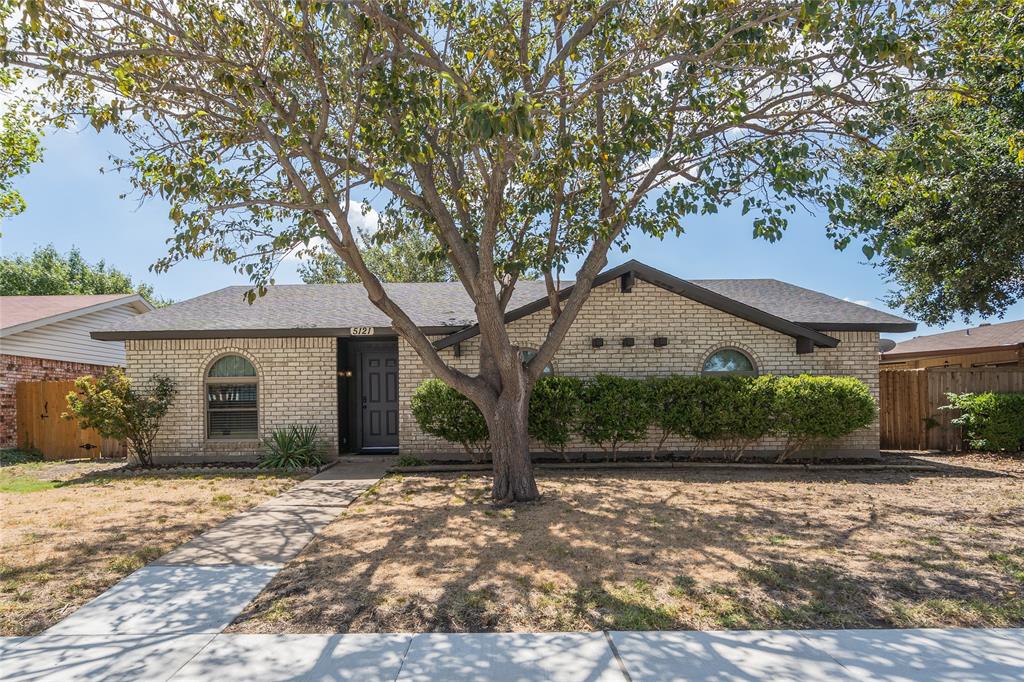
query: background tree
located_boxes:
[14,0,932,502]
[0,70,43,223]
[830,0,1024,325]
[0,244,171,305]
[299,229,453,283]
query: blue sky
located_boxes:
[4,126,1021,342]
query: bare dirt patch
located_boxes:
[230,456,1023,633]
[0,460,304,635]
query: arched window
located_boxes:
[520,349,554,375]
[702,348,757,376]
[206,355,258,439]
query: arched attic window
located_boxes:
[206,355,258,439]
[702,347,758,376]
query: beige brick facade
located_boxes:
[126,279,880,461]
[399,279,880,458]
[125,337,336,462]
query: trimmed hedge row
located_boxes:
[411,373,876,462]
[944,392,1024,452]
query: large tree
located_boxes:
[0,71,43,223]
[0,244,170,305]
[830,0,1024,325]
[12,0,932,501]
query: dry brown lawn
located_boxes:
[0,460,304,635]
[230,455,1024,633]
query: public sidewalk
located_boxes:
[1,457,391,681]
[3,627,1021,680]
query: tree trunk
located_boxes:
[486,391,540,503]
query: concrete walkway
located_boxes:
[3,627,1021,680]
[1,457,390,680]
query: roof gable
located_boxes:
[433,261,841,352]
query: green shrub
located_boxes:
[528,375,583,460]
[649,375,775,460]
[0,448,43,466]
[260,425,324,470]
[577,375,651,460]
[410,379,489,461]
[647,375,700,457]
[725,375,777,460]
[944,392,1024,452]
[394,454,427,467]
[63,369,176,467]
[773,375,876,461]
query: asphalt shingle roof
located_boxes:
[100,281,555,335]
[97,266,913,339]
[691,279,912,329]
[885,318,1024,355]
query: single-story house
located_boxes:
[92,260,915,462]
[0,294,155,448]
[880,319,1024,369]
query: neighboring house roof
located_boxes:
[1,294,155,367]
[881,318,1024,359]
[1,294,153,337]
[93,260,915,345]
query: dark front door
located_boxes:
[358,345,399,449]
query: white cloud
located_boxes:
[284,205,380,260]
[843,296,873,307]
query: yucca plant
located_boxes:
[259,425,324,470]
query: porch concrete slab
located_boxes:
[610,630,854,681]
[1,634,215,681]
[797,627,1024,681]
[397,632,626,682]
[44,565,278,635]
[171,633,412,681]
[155,506,340,565]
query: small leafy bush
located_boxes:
[944,392,1024,452]
[773,375,876,461]
[63,369,176,467]
[528,375,583,459]
[577,375,651,460]
[411,379,489,461]
[260,425,324,470]
[394,454,427,467]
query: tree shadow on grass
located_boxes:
[229,466,1024,634]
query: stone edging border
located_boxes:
[82,463,334,477]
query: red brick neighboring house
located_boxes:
[0,295,154,448]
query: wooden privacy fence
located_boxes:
[880,367,1024,451]
[15,380,125,460]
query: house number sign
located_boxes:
[350,326,375,336]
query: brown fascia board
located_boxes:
[91,325,461,341]
[800,321,918,333]
[433,260,840,351]
[880,342,1024,361]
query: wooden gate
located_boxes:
[15,380,124,460]
[880,367,1024,451]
